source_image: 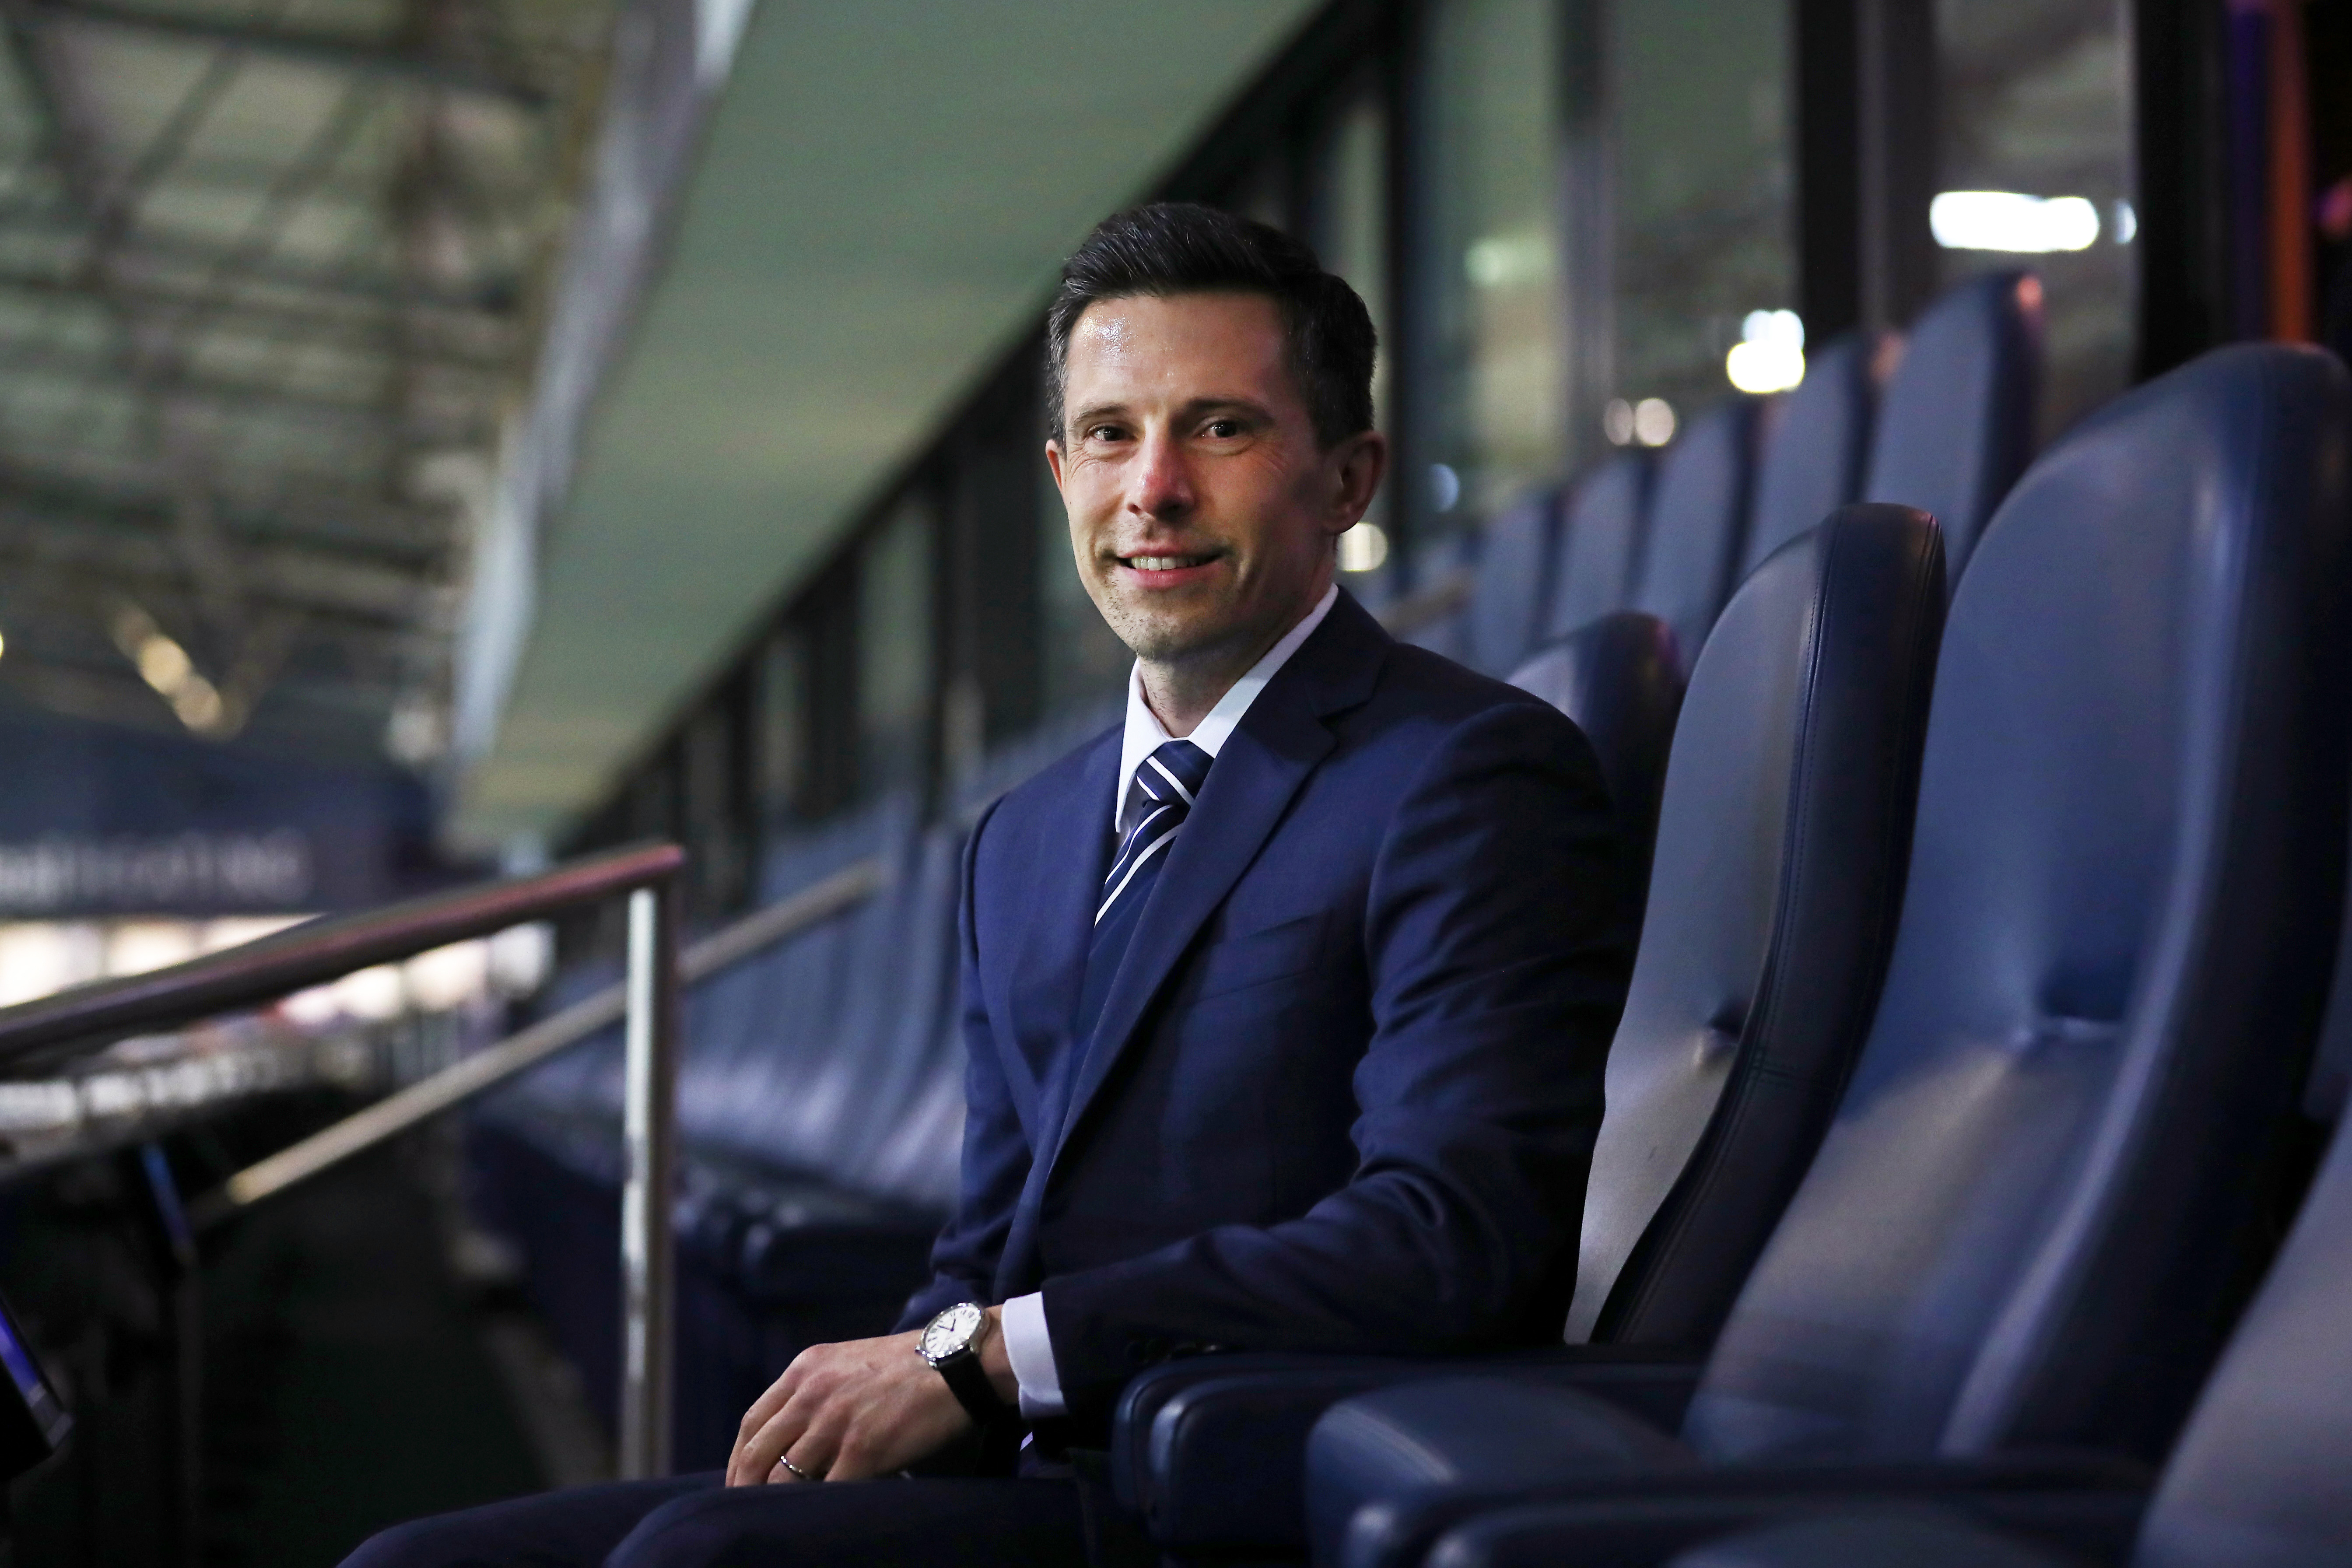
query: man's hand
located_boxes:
[726,1307,1019,1485]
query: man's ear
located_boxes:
[1329,429,1388,532]
[1045,438,1066,492]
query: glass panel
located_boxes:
[1230,158,1292,232]
[1935,0,2134,436]
[1423,0,1567,527]
[757,628,805,824]
[1038,442,1131,719]
[1319,86,1396,581]
[1601,0,1796,451]
[857,498,934,796]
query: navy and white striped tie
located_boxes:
[1098,739,1213,926]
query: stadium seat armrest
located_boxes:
[1416,1481,2148,1568]
[1109,1348,1704,1551]
[1334,1452,2152,1568]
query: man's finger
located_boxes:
[729,1363,806,1480]
[738,1390,839,1487]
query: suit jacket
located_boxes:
[896,590,1630,1430]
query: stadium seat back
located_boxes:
[1862,270,2043,579]
[2136,1101,2352,1568]
[1467,488,1566,676]
[1546,451,1652,641]
[1742,330,1885,575]
[1507,610,1684,935]
[1631,398,1763,666]
[1568,505,1943,1348]
[1685,344,2352,1467]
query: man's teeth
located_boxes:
[1129,555,1206,570]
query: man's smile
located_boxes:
[1114,549,1227,587]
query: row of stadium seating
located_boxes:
[469,262,2065,1484]
[1115,340,2352,1567]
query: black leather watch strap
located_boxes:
[933,1349,1006,1424]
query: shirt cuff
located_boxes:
[1000,1291,1066,1420]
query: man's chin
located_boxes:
[1102,599,1240,664]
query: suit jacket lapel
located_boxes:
[1043,592,1390,1180]
[991,727,1119,1297]
[1003,727,1121,1140]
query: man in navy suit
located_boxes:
[347,203,1627,1567]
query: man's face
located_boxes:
[1048,292,1383,672]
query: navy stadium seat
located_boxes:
[1109,504,1949,1558]
[1546,451,1653,642]
[1506,610,1683,928]
[1299,343,2352,1568]
[1863,270,2044,579]
[1742,330,1886,575]
[1398,527,1479,664]
[1464,487,1567,677]
[1659,1051,2352,1568]
[1629,398,1763,670]
[468,792,968,1465]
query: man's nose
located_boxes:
[1129,428,1196,520]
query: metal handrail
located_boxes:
[191,856,885,1228]
[0,843,680,1069]
[0,842,689,1478]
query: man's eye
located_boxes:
[1204,419,1244,438]
[1087,425,1126,442]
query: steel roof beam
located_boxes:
[0,501,430,621]
[0,446,449,544]
[3,1,549,108]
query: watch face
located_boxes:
[920,1302,983,1363]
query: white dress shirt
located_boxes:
[1000,583,1339,1420]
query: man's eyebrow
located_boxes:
[1066,394,1276,433]
[1177,395,1273,421]
[1067,400,1132,431]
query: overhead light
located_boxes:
[137,635,191,693]
[1930,191,2101,253]
[1726,309,1807,393]
[108,600,231,736]
[1633,397,1676,447]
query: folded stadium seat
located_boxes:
[1740,330,1888,575]
[1299,343,2352,1568]
[1463,487,1567,677]
[1111,503,1949,1559]
[467,794,954,1463]
[1544,450,1654,643]
[1628,397,1764,670]
[1654,1044,2352,1568]
[1862,270,2044,580]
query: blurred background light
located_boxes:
[1339,522,1389,574]
[1929,190,2101,252]
[1726,309,1807,393]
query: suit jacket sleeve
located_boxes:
[1037,701,1629,1421]
[894,797,1030,1333]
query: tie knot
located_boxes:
[1123,739,1212,831]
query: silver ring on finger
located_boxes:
[779,1454,818,1482]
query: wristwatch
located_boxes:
[918,1301,1006,1423]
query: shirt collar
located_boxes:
[1118,582,1339,816]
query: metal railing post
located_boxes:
[617,877,680,1479]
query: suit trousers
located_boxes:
[339,1471,1106,1568]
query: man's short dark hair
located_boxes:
[1046,202,1377,449]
